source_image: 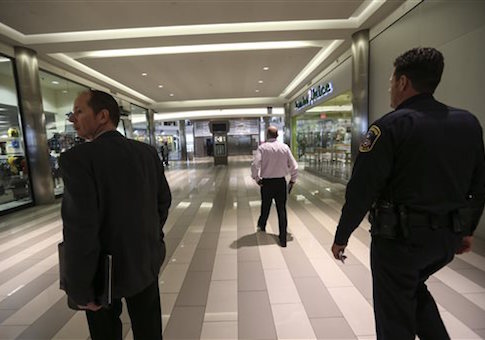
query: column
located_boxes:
[351,29,370,165]
[262,117,270,142]
[14,46,55,204]
[283,103,291,146]
[123,117,134,139]
[147,109,156,147]
[179,120,187,161]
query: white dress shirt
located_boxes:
[251,138,298,182]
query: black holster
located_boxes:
[369,201,410,240]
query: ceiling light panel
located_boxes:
[65,41,329,59]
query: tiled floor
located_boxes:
[0,156,484,339]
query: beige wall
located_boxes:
[368,0,485,238]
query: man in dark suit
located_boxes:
[59,90,171,340]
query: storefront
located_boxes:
[260,116,285,144]
[291,57,353,182]
[0,55,32,212]
[39,70,89,195]
[154,120,180,160]
[193,118,261,157]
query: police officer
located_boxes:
[331,47,485,339]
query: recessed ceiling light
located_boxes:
[62,90,68,94]
[263,66,269,71]
[169,93,174,97]
[255,90,260,93]
[51,80,59,85]
[258,80,263,84]
[158,84,164,88]
[141,73,148,76]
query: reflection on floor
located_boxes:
[0,155,484,339]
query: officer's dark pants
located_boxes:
[86,280,163,340]
[257,177,287,241]
[371,226,462,340]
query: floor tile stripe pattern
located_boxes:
[0,157,484,339]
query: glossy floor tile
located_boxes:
[0,156,484,339]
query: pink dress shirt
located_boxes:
[251,138,298,182]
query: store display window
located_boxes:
[260,117,284,143]
[40,70,88,195]
[295,92,353,182]
[155,120,180,160]
[0,56,33,212]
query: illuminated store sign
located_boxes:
[295,82,333,110]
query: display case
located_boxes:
[0,55,33,212]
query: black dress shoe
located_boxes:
[279,236,287,247]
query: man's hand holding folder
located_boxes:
[58,242,113,311]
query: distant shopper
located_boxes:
[161,142,169,166]
[251,126,298,247]
[59,90,171,340]
[331,47,485,339]
[298,136,307,160]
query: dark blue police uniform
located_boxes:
[335,93,485,339]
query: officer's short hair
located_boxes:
[393,47,444,94]
[86,90,121,126]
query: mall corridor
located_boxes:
[0,157,484,339]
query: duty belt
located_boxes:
[406,211,452,229]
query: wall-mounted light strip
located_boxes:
[306,105,353,112]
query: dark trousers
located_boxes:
[371,226,462,340]
[86,280,162,340]
[257,178,287,241]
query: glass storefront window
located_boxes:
[260,117,284,143]
[228,118,259,155]
[295,91,353,182]
[0,56,33,212]
[39,70,89,195]
[131,104,149,144]
[154,120,180,161]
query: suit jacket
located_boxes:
[59,130,171,304]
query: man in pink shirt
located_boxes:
[251,126,298,247]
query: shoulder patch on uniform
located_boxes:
[359,125,381,153]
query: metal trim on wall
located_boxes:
[14,46,55,204]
